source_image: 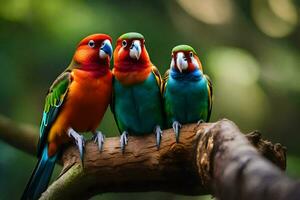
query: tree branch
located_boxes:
[209,120,299,200]
[0,115,294,200]
[0,115,38,155]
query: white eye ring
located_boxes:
[88,40,95,48]
[190,52,193,57]
[122,40,127,47]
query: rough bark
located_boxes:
[209,120,299,200]
[0,115,296,200]
[39,120,289,200]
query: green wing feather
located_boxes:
[162,69,170,95]
[204,74,213,121]
[151,66,163,94]
[38,71,72,156]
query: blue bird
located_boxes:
[163,45,213,142]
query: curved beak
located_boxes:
[100,39,113,59]
[129,40,142,60]
[176,52,188,73]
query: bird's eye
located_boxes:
[189,52,193,57]
[122,40,127,47]
[101,42,105,47]
[88,40,95,48]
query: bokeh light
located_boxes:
[207,47,270,130]
[252,0,298,37]
[176,0,234,25]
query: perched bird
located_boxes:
[112,32,164,151]
[21,34,113,200]
[163,45,213,142]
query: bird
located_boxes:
[21,33,113,200]
[112,32,164,152]
[163,45,213,142]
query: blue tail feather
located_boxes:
[21,146,58,200]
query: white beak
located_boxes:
[129,40,142,60]
[176,52,188,73]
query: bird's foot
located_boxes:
[67,128,85,162]
[172,121,182,143]
[197,119,205,125]
[93,131,105,152]
[120,131,128,153]
[154,125,163,150]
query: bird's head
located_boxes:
[73,34,113,71]
[170,45,202,73]
[114,32,151,70]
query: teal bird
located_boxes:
[163,45,213,142]
[112,32,164,151]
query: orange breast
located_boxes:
[48,69,112,146]
[113,67,151,86]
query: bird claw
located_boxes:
[93,131,105,152]
[197,119,205,125]
[172,121,182,143]
[154,125,163,150]
[67,128,85,163]
[120,131,128,153]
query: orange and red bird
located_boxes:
[112,32,164,151]
[21,34,113,200]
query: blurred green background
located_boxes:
[0,0,300,199]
